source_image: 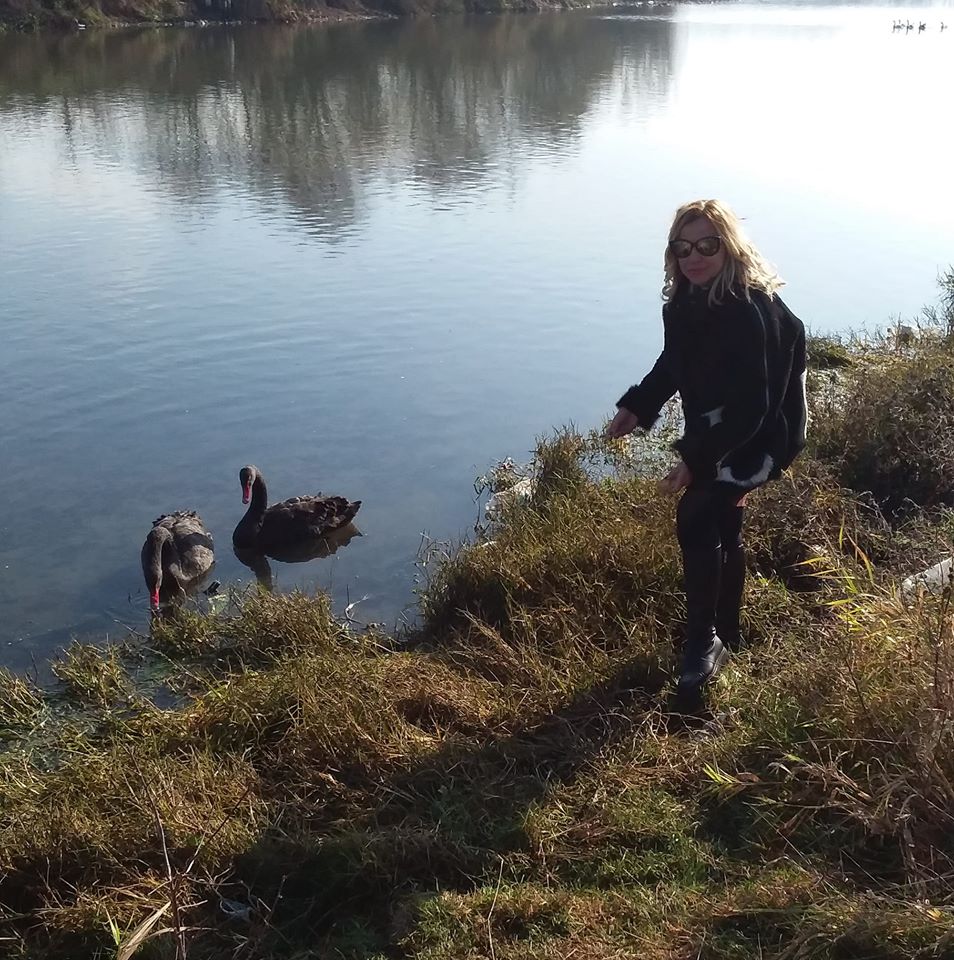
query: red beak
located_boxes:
[150,589,160,610]
[242,483,251,505]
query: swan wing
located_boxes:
[159,511,215,579]
[262,495,361,540]
[153,510,211,537]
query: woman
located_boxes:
[606,200,807,699]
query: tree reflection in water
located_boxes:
[0,15,675,239]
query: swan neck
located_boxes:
[251,474,268,515]
[162,533,183,581]
[234,474,268,546]
[143,533,164,586]
[143,527,180,590]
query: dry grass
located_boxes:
[0,667,43,737]
[3,317,954,959]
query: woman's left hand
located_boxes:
[658,460,692,495]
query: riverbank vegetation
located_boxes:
[2,281,954,958]
[0,0,586,34]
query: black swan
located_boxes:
[141,511,215,610]
[232,464,361,552]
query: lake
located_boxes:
[1,0,953,668]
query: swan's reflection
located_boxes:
[232,522,363,591]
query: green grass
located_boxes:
[3,295,954,957]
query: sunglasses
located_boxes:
[669,236,722,259]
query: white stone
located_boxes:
[902,557,954,596]
[485,476,536,521]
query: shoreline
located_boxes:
[0,0,604,34]
[3,292,954,956]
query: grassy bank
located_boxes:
[2,284,954,958]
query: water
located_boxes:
[1,2,953,668]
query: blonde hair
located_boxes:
[662,199,784,306]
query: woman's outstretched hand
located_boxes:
[605,408,640,439]
[658,460,692,495]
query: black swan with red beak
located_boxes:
[141,511,215,610]
[232,464,361,552]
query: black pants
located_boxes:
[676,484,747,647]
[676,484,746,553]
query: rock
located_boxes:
[902,557,954,596]
[219,897,251,921]
[485,476,535,521]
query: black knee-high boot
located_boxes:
[716,543,746,651]
[678,545,730,696]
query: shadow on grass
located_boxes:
[220,653,672,955]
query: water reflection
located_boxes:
[7,4,950,664]
[233,522,363,591]
[0,16,675,238]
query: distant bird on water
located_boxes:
[141,511,215,611]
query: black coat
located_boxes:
[617,286,807,489]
